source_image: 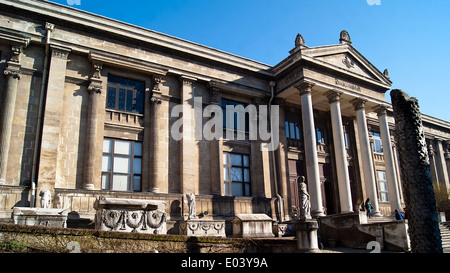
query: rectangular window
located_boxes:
[223,152,251,196]
[316,127,326,144]
[101,138,142,192]
[221,99,249,132]
[377,171,389,202]
[371,132,383,154]
[285,121,301,140]
[106,75,145,114]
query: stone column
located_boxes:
[351,98,381,216]
[375,105,402,213]
[82,62,103,190]
[295,82,324,217]
[435,138,450,192]
[325,90,353,213]
[428,143,439,184]
[0,45,23,185]
[149,76,163,193]
[179,76,197,194]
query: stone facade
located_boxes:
[0,0,450,237]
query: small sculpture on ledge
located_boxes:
[186,193,196,220]
[298,176,311,221]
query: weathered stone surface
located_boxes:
[13,207,68,228]
[231,214,274,238]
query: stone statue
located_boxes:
[39,190,51,209]
[186,193,196,220]
[391,89,443,253]
[298,176,311,221]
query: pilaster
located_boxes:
[37,45,71,195]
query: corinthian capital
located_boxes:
[324,90,342,104]
[351,98,367,111]
[295,81,315,96]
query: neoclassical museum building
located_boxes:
[1,0,449,234]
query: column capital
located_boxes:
[374,105,388,117]
[4,66,21,79]
[295,81,315,96]
[50,45,71,60]
[324,90,342,103]
[208,81,220,105]
[350,98,367,111]
[179,75,197,86]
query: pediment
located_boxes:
[302,44,391,87]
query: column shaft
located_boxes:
[83,63,103,190]
[352,99,381,216]
[0,61,21,184]
[149,85,163,193]
[326,91,353,213]
[376,106,402,213]
[296,82,324,217]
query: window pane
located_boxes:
[102,155,111,172]
[133,176,141,192]
[135,91,144,114]
[290,122,295,139]
[244,168,250,182]
[106,87,116,109]
[126,89,134,112]
[244,183,251,196]
[114,157,131,173]
[230,154,242,166]
[112,174,130,191]
[133,158,142,174]
[243,155,249,167]
[224,182,230,195]
[231,182,243,196]
[285,121,289,138]
[223,153,228,165]
[101,173,110,190]
[231,167,243,182]
[134,142,142,156]
[223,167,229,181]
[103,139,112,153]
[114,140,131,155]
[118,88,126,111]
[295,125,301,140]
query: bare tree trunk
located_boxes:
[391,89,443,253]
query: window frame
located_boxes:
[101,138,142,192]
[371,131,383,154]
[377,170,389,202]
[223,152,251,197]
[106,74,145,114]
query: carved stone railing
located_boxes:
[105,109,144,129]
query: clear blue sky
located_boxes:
[48,0,450,122]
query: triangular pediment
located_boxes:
[301,44,392,87]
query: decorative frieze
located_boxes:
[179,219,226,237]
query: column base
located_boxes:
[149,187,159,193]
[0,178,6,185]
[83,183,95,190]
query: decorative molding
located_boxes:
[374,105,388,117]
[179,75,196,87]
